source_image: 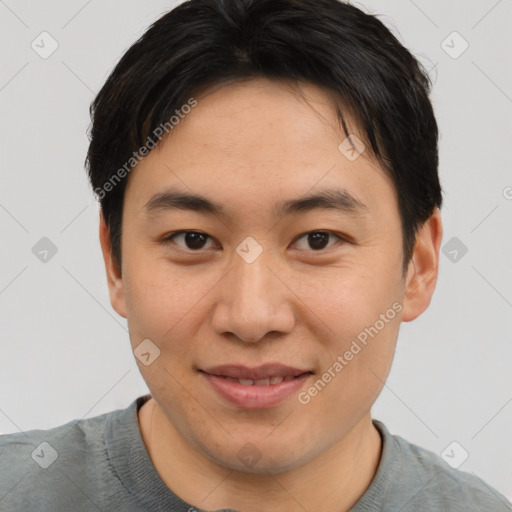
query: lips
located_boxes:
[201,363,311,382]
[199,364,313,408]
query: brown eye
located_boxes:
[163,231,215,251]
[292,231,342,251]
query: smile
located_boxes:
[213,375,299,386]
[199,364,313,409]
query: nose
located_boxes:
[211,244,296,343]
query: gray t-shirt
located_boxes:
[1,394,510,511]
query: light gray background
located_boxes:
[1,0,511,502]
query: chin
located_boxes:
[215,453,308,476]
[203,436,318,476]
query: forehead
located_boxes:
[125,77,397,220]
[182,77,356,155]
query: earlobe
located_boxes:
[401,207,443,322]
[98,208,127,318]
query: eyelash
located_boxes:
[160,230,346,253]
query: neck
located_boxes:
[138,398,382,512]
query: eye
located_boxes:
[162,231,216,251]
[162,230,345,253]
[292,231,343,251]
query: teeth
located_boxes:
[234,376,292,385]
[238,378,255,386]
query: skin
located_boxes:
[99,77,443,512]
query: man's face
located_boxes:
[103,78,426,473]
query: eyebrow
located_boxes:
[143,187,369,220]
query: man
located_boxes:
[1,0,510,510]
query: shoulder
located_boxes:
[373,420,512,512]
[0,408,114,511]
[0,408,109,463]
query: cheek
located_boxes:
[291,259,401,337]
[294,264,402,400]
[300,313,400,434]
[122,253,222,354]
[123,247,182,326]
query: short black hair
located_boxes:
[86,0,443,276]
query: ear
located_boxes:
[98,208,127,318]
[401,207,443,322]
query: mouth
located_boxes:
[200,363,312,382]
[205,374,305,386]
[199,364,314,408]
